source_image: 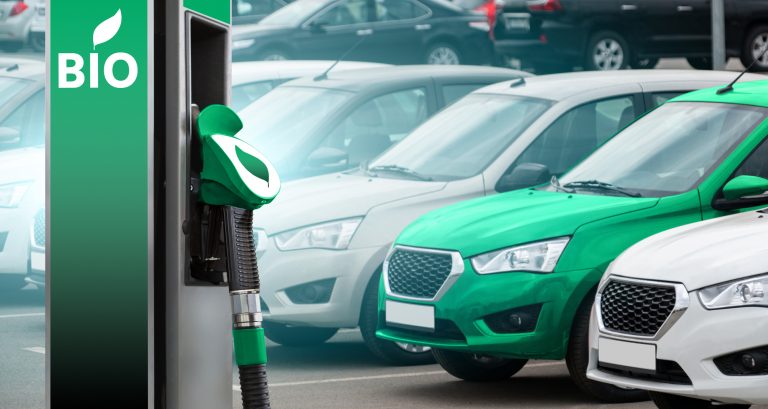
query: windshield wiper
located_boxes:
[368,165,433,181]
[563,180,642,198]
[550,175,575,193]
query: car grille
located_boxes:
[600,280,676,337]
[386,248,454,299]
[33,209,45,248]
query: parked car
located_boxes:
[27,0,43,52]
[376,78,768,399]
[0,58,43,290]
[231,0,495,65]
[249,70,740,366]
[232,60,388,110]
[233,0,290,25]
[237,65,526,181]
[0,0,42,52]
[26,207,43,288]
[494,0,768,72]
[587,207,768,409]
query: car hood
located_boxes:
[0,146,44,185]
[397,189,660,258]
[252,172,447,234]
[232,24,293,40]
[609,210,768,291]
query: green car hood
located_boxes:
[396,189,659,257]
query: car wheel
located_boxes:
[433,349,527,381]
[585,31,629,71]
[425,43,461,65]
[263,322,338,347]
[650,392,751,409]
[359,270,435,365]
[30,34,45,53]
[687,57,714,70]
[257,49,290,61]
[741,25,768,72]
[565,292,650,403]
[631,57,659,69]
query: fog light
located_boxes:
[284,279,335,304]
[714,347,768,376]
[483,304,542,334]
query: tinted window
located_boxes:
[650,92,684,108]
[232,81,275,111]
[442,84,483,106]
[0,91,44,152]
[314,0,370,26]
[375,0,429,21]
[513,96,636,176]
[734,138,768,179]
[323,88,427,166]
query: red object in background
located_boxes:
[474,0,497,40]
[9,1,28,17]
[527,0,562,12]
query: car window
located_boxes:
[375,0,429,21]
[0,91,44,152]
[442,84,484,106]
[234,0,285,17]
[232,80,276,111]
[314,0,370,26]
[733,138,768,179]
[0,77,31,108]
[650,92,684,108]
[512,96,636,177]
[322,87,427,166]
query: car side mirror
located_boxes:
[496,163,551,193]
[307,147,348,171]
[0,127,20,146]
[713,175,768,210]
[308,21,327,33]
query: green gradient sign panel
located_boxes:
[185,0,231,23]
[49,1,150,407]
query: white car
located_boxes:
[587,206,768,409]
[0,58,43,290]
[250,70,752,365]
[231,60,388,110]
[0,0,43,51]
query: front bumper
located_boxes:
[376,260,601,360]
[587,285,768,405]
[258,242,389,328]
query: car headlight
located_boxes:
[471,237,570,274]
[699,274,768,310]
[0,182,31,208]
[274,218,362,251]
[232,39,255,50]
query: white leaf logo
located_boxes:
[93,9,122,50]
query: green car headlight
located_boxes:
[699,274,768,310]
[274,217,362,251]
[0,182,31,208]
[471,237,570,274]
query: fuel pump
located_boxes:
[193,104,280,409]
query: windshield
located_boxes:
[369,94,552,181]
[259,0,328,26]
[559,102,768,197]
[238,86,353,164]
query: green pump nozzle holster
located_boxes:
[195,104,280,409]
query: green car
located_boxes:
[376,80,768,402]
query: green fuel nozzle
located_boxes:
[195,104,280,409]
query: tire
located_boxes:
[30,34,45,53]
[425,42,462,65]
[359,270,435,365]
[584,31,630,71]
[565,292,650,403]
[631,57,659,69]
[263,322,337,347]
[650,392,751,409]
[257,48,290,61]
[741,25,768,72]
[687,57,713,70]
[433,348,528,382]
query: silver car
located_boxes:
[0,0,42,51]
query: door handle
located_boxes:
[677,5,693,11]
[621,4,637,11]
[415,24,432,31]
[356,28,373,36]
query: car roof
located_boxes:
[673,78,768,108]
[477,69,758,101]
[231,60,391,85]
[0,57,44,83]
[282,65,529,91]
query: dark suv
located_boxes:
[494,0,768,72]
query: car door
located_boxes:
[633,0,710,56]
[364,0,431,63]
[295,0,376,60]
